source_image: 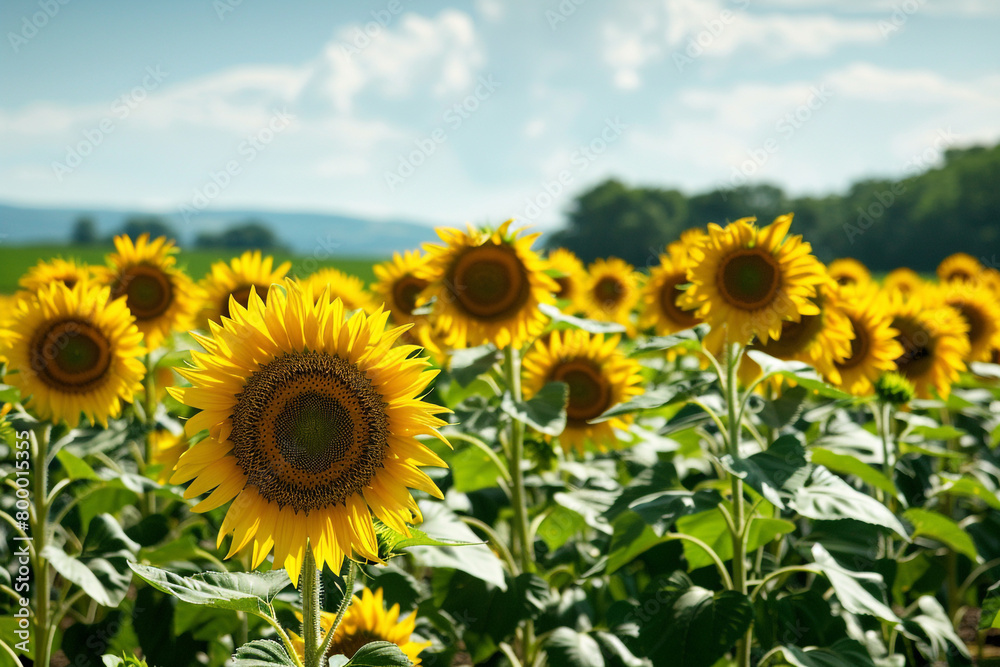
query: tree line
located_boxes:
[71,217,284,251]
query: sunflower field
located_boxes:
[2,216,1000,667]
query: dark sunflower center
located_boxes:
[554,275,573,299]
[326,631,383,659]
[947,270,973,282]
[29,318,112,393]
[718,250,780,310]
[837,314,869,370]
[757,311,822,359]
[112,264,174,320]
[892,316,935,379]
[229,351,389,512]
[449,244,530,320]
[392,275,428,316]
[221,284,259,319]
[61,276,78,289]
[954,302,986,348]
[835,275,855,287]
[659,273,698,327]
[552,361,611,422]
[594,276,625,308]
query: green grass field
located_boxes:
[0,244,382,294]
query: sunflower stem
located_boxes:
[142,353,157,515]
[300,545,323,667]
[317,561,356,658]
[29,424,53,667]
[724,343,751,667]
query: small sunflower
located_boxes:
[19,257,93,293]
[666,228,708,264]
[419,220,557,349]
[936,282,1000,362]
[149,429,187,484]
[99,234,199,350]
[579,258,641,330]
[887,292,969,399]
[833,286,903,396]
[678,214,827,348]
[827,258,871,288]
[883,267,924,298]
[522,329,643,455]
[372,251,431,326]
[937,252,981,284]
[306,268,376,314]
[291,588,430,664]
[169,281,448,585]
[0,282,145,427]
[545,248,586,308]
[198,250,291,326]
[639,253,700,335]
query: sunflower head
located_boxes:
[419,220,557,349]
[0,281,145,427]
[545,248,586,307]
[169,281,448,585]
[827,258,871,288]
[832,285,903,396]
[198,250,291,327]
[935,281,1000,362]
[372,250,431,326]
[19,257,94,293]
[937,252,981,284]
[887,290,969,398]
[522,328,643,455]
[149,429,187,484]
[306,268,376,314]
[639,253,700,335]
[580,257,641,330]
[883,267,924,298]
[291,587,430,664]
[99,234,200,349]
[874,371,915,406]
[678,214,827,347]
[666,228,708,264]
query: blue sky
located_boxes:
[2,0,999,231]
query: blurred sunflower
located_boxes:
[883,267,924,298]
[19,257,93,293]
[291,588,429,664]
[937,252,981,284]
[372,250,430,326]
[827,258,871,288]
[149,429,187,484]
[169,281,448,585]
[419,220,556,349]
[306,268,375,314]
[678,214,827,348]
[522,329,643,455]
[545,248,586,308]
[937,282,1000,362]
[198,250,291,326]
[666,228,707,264]
[833,286,903,396]
[0,282,145,427]
[579,258,641,330]
[639,253,700,335]
[887,292,969,398]
[99,234,199,350]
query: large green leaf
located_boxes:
[811,544,899,623]
[501,381,568,436]
[903,508,980,563]
[332,641,415,666]
[771,638,878,666]
[722,435,810,508]
[628,489,721,536]
[790,467,907,538]
[128,564,289,619]
[607,511,668,573]
[448,444,505,493]
[932,473,1000,510]
[745,351,853,399]
[540,303,627,334]
[448,345,499,387]
[900,595,970,661]
[809,448,899,500]
[405,501,507,590]
[637,572,754,667]
[544,628,606,667]
[230,640,297,667]
[759,385,810,429]
[675,505,795,569]
[42,514,139,607]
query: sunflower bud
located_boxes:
[874,372,915,406]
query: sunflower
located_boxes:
[198,250,291,327]
[579,258,641,330]
[638,253,700,335]
[678,215,827,348]
[372,251,431,326]
[883,267,924,298]
[522,329,643,455]
[741,281,854,386]
[19,257,93,293]
[937,252,981,284]
[169,281,448,585]
[306,268,375,314]
[666,228,708,264]
[99,234,200,350]
[827,258,871,288]
[290,588,430,664]
[419,220,556,349]
[936,282,1000,362]
[887,292,969,399]
[0,282,145,427]
[832,286,903,396]
[149,429,187,484]
[545,248,586,308]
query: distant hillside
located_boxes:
[0,204,440,257]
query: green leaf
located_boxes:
[230,640,297,667]
[545,628,605,667]
[637,572,754,667]
[932,473,1000,510]
[721,434,810,509]
[811,543,899,623]
[900,595,970,661]
[746,350,854,399]
[537,505,587,551]
[448,444,505,493]
[809,448,899,500]
[595,379,712,421]
[55,449,99,480]
[909,424,966,441]
[376,520,481,556]
[339,641,415,666]
[501,381,568,436]
[0,383,21,404]
[448,345,499,387]
[759,385,810,429]
[128,564,289,619]
[980,579,1000,629]
[629,330,701,355]
[42,514,139,607]
[790,467,908,538]
[675,505,795,570]
[628,489,721,537]
[154,349,192,371]
[540,303,627,334]
[772,638,878,666]
[607,510,668,573]
[903,508,980,563]
[405,501,507,590]
[593,630,645,667]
